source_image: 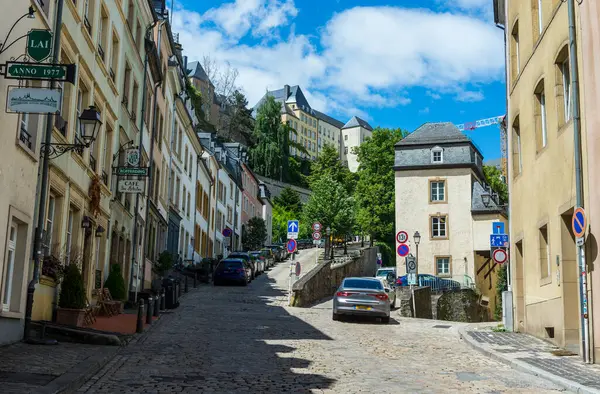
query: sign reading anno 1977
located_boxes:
[27,29,53,62]
[7,87,61,114]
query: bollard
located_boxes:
[146,296,153,325]
[153,294,160,317]
[194,273,197,288]
[160,289,166,310]
[136,300,145,333]
[185,275,189,293]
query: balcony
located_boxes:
[102,170,109,185]
[84,17,92,35]
[98,43,105,62]
[54,114,68,137]
[19,126,32,149]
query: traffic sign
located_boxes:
[312,231,322,240]
[27,29,53,62]
[377,253,382,265]
[222,227,232,237]
[490,234,509,248]
[406,258,416,273]
[4,62,76,83]
[572,207,586,238]
[287,220,299,239]
[287,239,297,254]
[407,273,417,286]
[295,262,301,277]
[116,166,149,176]
[492,222,505,235]
[312,222,322,232]
[397,244,410,257]
[396,230,408,244]
[493,248,508,264]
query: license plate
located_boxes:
[355,305,371,310]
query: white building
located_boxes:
[341,116,373,173]
[394,122,507,317]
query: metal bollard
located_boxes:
[153,294,160,317]
[160,289,166,310]
[146,296,153,325]
[136,300,145,333]
[185,275,189,293]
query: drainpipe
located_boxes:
[567,0,590,364]
[192,154,200,262]
[204,158,214,258]
[213,158,220,257]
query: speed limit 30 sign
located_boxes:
[396,230,408,244]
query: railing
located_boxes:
[102,170,109,185]
[89,154,97,171]
[54,114,68,137]
[19,127,32,149]
[415,274,475,294]
[98,44,105,62]
[84,17,92,35]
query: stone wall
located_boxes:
[396,287,433,319]
[291,247,377,307]
[436,289,490,322]
[256,175,312,203]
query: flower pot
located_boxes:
[56,308,86,327]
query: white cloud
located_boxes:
[455,90,485,102]
[172,1,503,119]
[426,91,442,100]
[419,107,430,115]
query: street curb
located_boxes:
[458,326,600,394]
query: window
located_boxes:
[561,58,571,122]
[512,116,522,176]
[83,0,93,35]
[182,186,187,213]
[436,257,450,277]
[65,209,74,265]
[103,126,113,185]
[537,0,543,33]
[534,80,547,151]
[184,146,188,172]
[110,33,119,82]
[122,63,131,107]
[187,192,191,218]
[1,224,17,312]
[98,7,108,62]
[127,0,134,29]
[46,196,56,251]
[344,134,348,141]
[510,22,520,80]
[430,180,446,202]
[131,80,139,120]
[539,224,550,279]
[431,147,443,163]
[431,215,447,238]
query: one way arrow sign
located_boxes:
[287,220,299,239]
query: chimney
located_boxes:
[284,84,290,98]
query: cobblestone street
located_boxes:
[69,249,565,393]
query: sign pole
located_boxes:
[25,0,65,343]
[411,284,416,318]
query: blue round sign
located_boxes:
[222,227,232,237]
[397,244,410,257]
[287,239,297,253]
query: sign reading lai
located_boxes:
[27,29,53,62]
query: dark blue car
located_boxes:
[213,259,251,286]
[396,274,460,292]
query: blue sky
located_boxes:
[172,0,506,160]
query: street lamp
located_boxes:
[42,106,102,159]
[481,192,491,207]
[326,227,331,260]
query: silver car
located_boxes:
[332,277,391,323]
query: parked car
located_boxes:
[213,259,251,286]
[396,274,460,292]
[228,252,257,279]
[248,252,264,275]
[275,243,289,260]
[260,248,275,268]
[250,251,267,271]
[375,277,396,308]
[267,245,283,262]
[375,267,396,280]
[332,277,391,323]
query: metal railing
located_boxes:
[101,170,109,185]
[54,114,68,137]
[19,127,32,149]
[89,154,97,171]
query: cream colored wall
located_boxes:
[507,0,588,349]
[342,126,370,173]
[472,215,508,251]
[395,168,475,280]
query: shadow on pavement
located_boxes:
[78,272,337,393]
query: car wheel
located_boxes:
[381,316,390,324]
[332,312,340,321]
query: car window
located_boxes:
[229,254,249,261]
[218,261,243,269]
[343,279,384,290]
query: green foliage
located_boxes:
[153,251,173,277]
[309,144,356,194]
[354,127,407,244]
[483,165,508,204]
[303,175,355,239]
[375,241,394,267]
[104,264,127,301]
[226,90,254,144]
[185,79,204,122]
[494,264,508,321]
[272,204,295,243]
[273,187,302,215]
[59,264,86,309]
[243,217,268,250]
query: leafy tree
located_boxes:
[153,251,173,277]
[104,264,127,300]
[186,79,216,132]
[273,187,302,215]
[272,204,294,243]
[483,165,508,204]
[59,264,86,309]
[225,90,254,144]
[494,264,508,320]
[303,175,355,240]
[309,144,356,193]
[243,217,267,250]
[354,127,407,245]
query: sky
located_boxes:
[170,0,506,160]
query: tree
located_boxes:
[273,187,302,215]
[354,127,407,245]
[483,165,508,204]
[272,204,294,243]
[243,217,267,250]
[104,264,127,300]
[225,90,254,144]
[302,175,355,240]
[309,144,356,193]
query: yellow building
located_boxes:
[505,0,589,353]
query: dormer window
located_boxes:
[431,146,443,163]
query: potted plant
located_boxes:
[56,263,87,327]
[103,264,126,313]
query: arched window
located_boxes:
[554,45,571,126]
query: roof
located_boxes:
[397,122,470,146]
[471,181,506,215]
[342,116,373,131]
[314,110,344,129]
[186,61,210,82]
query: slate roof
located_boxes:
[397,122,469,146]
[342,116,373,131]
[471,181,506,215]
[313,110,344,129]
[253,85,315,115]
[186,61,210,82]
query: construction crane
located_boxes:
[455,115,507,181]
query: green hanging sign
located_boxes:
[26,30,53,62]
